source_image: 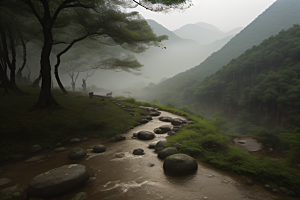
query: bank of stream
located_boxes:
[0,110,295,200]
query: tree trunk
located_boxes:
[54,60,68,95]
[33,27,58,109]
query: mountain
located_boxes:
[195,22,222,32]
[195,24,300,131]
[173,22,243,45]
[146,0,300,107]
[173,24,224,45]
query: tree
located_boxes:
[2,0,174,108]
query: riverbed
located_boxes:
[0,111,294,200]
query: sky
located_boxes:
[129,0,276,32]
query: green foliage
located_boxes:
[280,128,300,166]
[0,87,143,162]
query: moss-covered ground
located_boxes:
[0,87,146,162]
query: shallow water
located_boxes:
[0,111,295,200]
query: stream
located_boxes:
[0,111,294,200]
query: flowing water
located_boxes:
[0,111,294,200]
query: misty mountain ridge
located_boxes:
[146,0,300,106]
[173,22,243,45]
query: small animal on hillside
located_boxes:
[106,92,112,97]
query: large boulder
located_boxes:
[28,164,89,197]
[158,147,179,159]
[68,148,87,160]
[155,140,166,152]
[159,125,172,133]
[137,131,155,140]
[159,116,173,122]
[153,128,163,134]
[93,145,106,153]
[163,154,198,175]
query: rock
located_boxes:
[83,137,88,141]
[71,192,87,200]
[28,145,42,153]
[172,127,180,132]
[28,164,89,197]
[70,138,80,144]
[163,154,198,175]
[56,143,62,147]
[167,131,176,136]
[137,131,155,140]
[133,148,145,155]
[68,148,87,160]
[158,147,179,159]
[187,121,195,124]
[146,116,153,120]
[150,111,161,116]
[25,155,47,163]
[159,125,172,133]
[153,128,163,134]
[158,116,173,122]
[140,119,149,124]
[246,178,254,186]
[171,119,182,125]
[115,134,125,141]
[155,140,166,152]
[0,178,11,187]
[110,137,116,142]
[148,143,156,149]
[54,147,66,152]
[93,145,106,153]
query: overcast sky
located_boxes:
[129,0,276,32]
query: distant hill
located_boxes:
[173,22,243,45]
[195,22,222,32]
[133,19,235,84]
[146,0,300,107]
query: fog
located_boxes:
[16,1,276,98]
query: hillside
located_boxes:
[146,0,300,107]
[195,24,300,129]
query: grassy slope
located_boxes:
[0,87,146,162]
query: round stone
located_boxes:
[153,128,163,134]
[133,148,145,155]
[158,147,179,159]
[68,148,87,160]
[137,131,155,140]
[155,140,166,152]
[93,145,106,153]
[159,125,172,133]
[163,154,198,175]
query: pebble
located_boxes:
[54,147,67,152]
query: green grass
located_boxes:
[0,87,144,162]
